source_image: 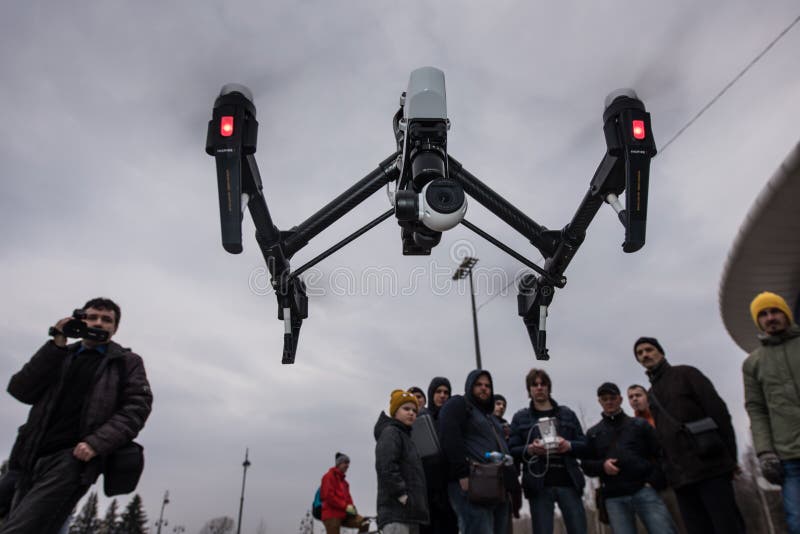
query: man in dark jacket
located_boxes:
[744,292,800,534]
[1,298,153,534]
[583,382,675,534]
[374,389,429,533]
[439,370,510,534]
[634,336,744,534]
[419,377,458,534]
[508,368,587,534]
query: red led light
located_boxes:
[632,120,645,140]
[220,116,234,137]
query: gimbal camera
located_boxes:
[205,67,656,363]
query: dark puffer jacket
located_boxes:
[8,340,153,482]
[647,359,737,487]
[582,411,665,498]
[374,411,429,528]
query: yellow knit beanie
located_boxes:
[750,291,794,329]
[389,389,418,417]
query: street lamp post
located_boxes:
[237,448,251,534]
[453,256,482,369]
[155,490,170,534]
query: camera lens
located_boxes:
[425,179,464,214]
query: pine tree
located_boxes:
[98,498,120,534]
[118,494,148,534]
[69,491,100,534]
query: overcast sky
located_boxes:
[1,1,799,532]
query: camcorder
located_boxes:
[48,309,110,342]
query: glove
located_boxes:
[759,452,784,485]
[398,495,408,506]
[345,504,356,515]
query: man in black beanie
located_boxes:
[633,337,743,534]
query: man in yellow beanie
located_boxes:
[743,291,800,534]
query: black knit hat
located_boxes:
[493,394,507,404]
[633,337,665,358]
[335,452,350,466]
[597,382,620,396]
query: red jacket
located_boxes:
[320,466,354,520]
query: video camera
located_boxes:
[48,309,110,343]
[205,67,657,363]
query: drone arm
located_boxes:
[448,156,558,258]
[283,153,400,257]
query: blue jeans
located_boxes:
[528,486,587,534]
[605,486,676,534]
[784,460,800,534]
[447,481,509,534]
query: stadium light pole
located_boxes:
[237,448,251,534]
[452,256,482,369]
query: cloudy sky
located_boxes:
[1,1,799,532]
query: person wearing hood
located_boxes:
[419,377,458,534]
[508,368,587,534]
[374,389,429,534]
[634,337,744,534]
[439,369,511,534]
[743,291,800,534]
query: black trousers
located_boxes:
[0,449,90,534]
[674,474,745,534]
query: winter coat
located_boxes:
[320,466,354,520]
[582,411,665,498]
[508,399,586,494]
[743,324,800,460]
[647,359,737,487]
[8,340,153,483]
[439,370,509,481]
[374,411,429,528]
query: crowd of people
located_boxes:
[316,291,799,534]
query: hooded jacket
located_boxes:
[320,466,354,520]
[373,411,429,528]
[439,370,509,481]
[424,376,451,421]
[8,340,152,483]
[743,323,800,460]
[647,359,737,487]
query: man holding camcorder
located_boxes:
[0,298,152,534]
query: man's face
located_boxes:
[528,378,550,403]
[757,308,790,336]
[337,461,349,474]
[627,387,649,412]
[493,399,507,418]
[599,393,623,415]
[472,374,492,403]
[394,402,418,427]
[634,343,664,370]
[83,307,117,341]
[412,391,426,408]
[432,385,450,408]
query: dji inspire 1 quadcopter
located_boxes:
[205,67,657,364]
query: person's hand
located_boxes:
[73,442,97,462]
[759,452,784,485]
[398,494,408,506]
[345,504,356,515]
[556,437,571,454]
[527,439,547,456]
[603,458,620,475]
[459,477,469,492]
[51,317,73,348]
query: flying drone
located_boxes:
[205,67,657,364]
